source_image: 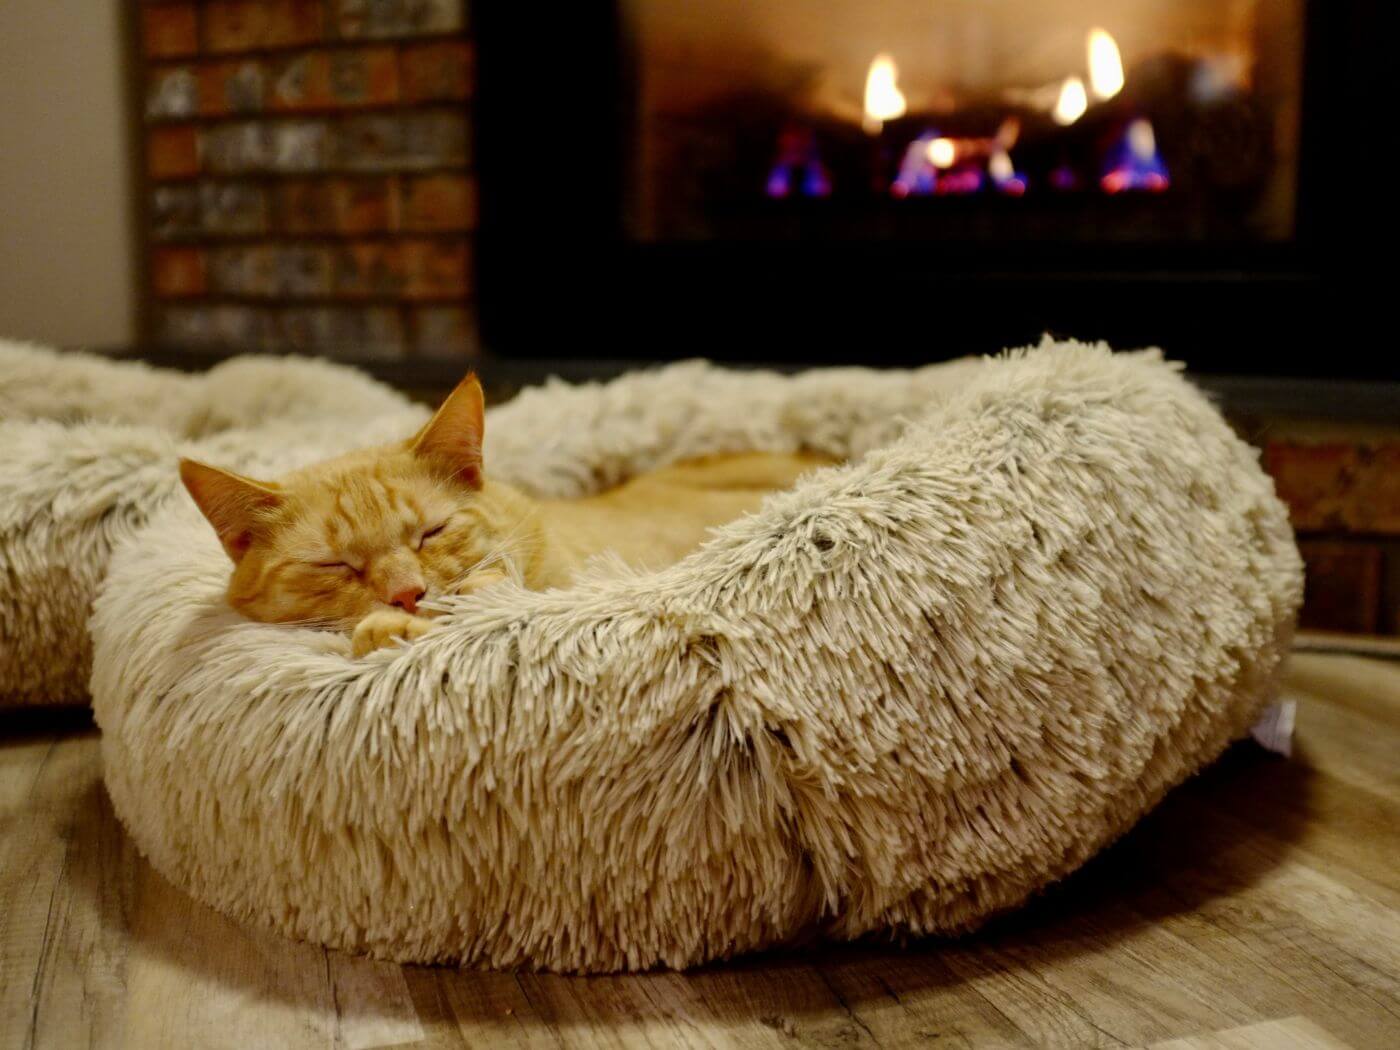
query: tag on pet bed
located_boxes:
[1249,698,1297,757]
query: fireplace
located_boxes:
[623,3,1299,243]
[476,1,1388,378]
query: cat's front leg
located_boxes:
[352,609,434,657]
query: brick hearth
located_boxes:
[1264,438,1400,635]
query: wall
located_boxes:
[0,0,138,348]
[138,0,477,360]
[1261,427,1400,636]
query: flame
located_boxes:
[988,149,1027,195]
[891,131,939,197]
[996,117,1021,150]
[863,54,907,133]
[766,125,831,198]
[1087,28,1125,100]
[1101,118,1169,193]
[1053,76,1088,125]
[1126,117,1156,161]
[926,137,956,169]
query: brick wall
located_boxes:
[138,0,476,359]
[1262,438,1400,635]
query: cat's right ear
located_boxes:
[179,458,283,562]
[411,372,485,488]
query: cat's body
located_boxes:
[535,451,829,581]
[180,375,831,656]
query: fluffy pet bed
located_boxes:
[0,339,417,707]
[90,341,1302,973]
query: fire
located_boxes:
[863,54,907,134]
[1087,28,1125,100]
[1101,118,1169,193]
[766,125,831,198]
[1127,118,1157,159]
[1053,76,1088,125]
[926,137,956,169]
[891,131,939,196]
[988,149,1027,195]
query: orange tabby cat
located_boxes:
[180,374,832,656]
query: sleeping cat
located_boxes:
[180,373,832,656]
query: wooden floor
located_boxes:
[3,652,1398,1050]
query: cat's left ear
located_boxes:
[412,372,485,488]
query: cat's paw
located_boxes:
[351,610,434,657]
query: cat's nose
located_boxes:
[389,587,425,613]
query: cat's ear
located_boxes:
[411,372,484,488]
[179,458,283,562]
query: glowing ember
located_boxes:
[1101,118,1169,193]
[765,126,832,198]
[1053,76,1088,126]
[1050,164,1081,191]
[891,131,940,196]
[937,168,983,195]
[1087,28,1125,100]
[863,54,907,134]
[988,150,1027,195]
[926,137,957,169]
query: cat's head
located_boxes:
[180,373,522,626]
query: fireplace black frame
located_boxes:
[475,1,1391,378]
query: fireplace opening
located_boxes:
[623,0,1302,246]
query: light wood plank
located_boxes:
[24,739,134,1050]
[813,949,1029,1049]
[120,863,336,1050]
[3,732,133,1050]
[328,952,426,1050]
[395,967,471,1049]
[438,969,572,1050]
[1148,1014,1355,1050]
[0,732,65,1047]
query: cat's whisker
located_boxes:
[471,541,523,573]
[443,556,513,594]
[452,542,526,588]
[477,516,532,561]
[268,614,357,631]
[442,520,536,594]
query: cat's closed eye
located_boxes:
[315,561,355,573]
[417,523,447,549]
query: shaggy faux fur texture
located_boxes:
[0,339,411,436]
[0,339,415,707]
[90,341,1302,973]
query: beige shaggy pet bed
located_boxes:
[90,341,1302,973]
[0,339,417,707]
